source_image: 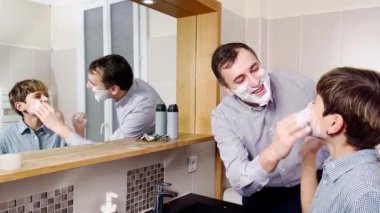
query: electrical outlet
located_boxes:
[187,155,198,173]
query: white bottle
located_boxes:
[167,104,179,139]
[100,192,118,213]
[155,104,167,135]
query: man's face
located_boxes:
[21,91,49,115]
[86,71,105,90]
[86,71,111,102]
[220,48,271,105]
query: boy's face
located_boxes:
[309,95,328,138]
[16,91,49,116]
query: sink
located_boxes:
[160,193,245,213]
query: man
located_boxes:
[0,79,88,154]
[85,54,163,140]
[301,67,380,212]
[211,42,328,212]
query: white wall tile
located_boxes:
[192,149,216,198]
[51,49,77,122]
[0,45,12,88]
[221,9,236,44]
[300,12,342,81]
[267,17,301,72]
[246,18,260,54]
[260,19,269,69]
[147,36,176,105]
[341,7,380,70]
[11,47,34,83]
[221,9,247,44]
[32,50,52,87]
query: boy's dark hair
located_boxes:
[9,79,48,116]
[317,67,380,149]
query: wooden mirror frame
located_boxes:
[131,0,223,199]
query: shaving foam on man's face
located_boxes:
[92,87,110,102]
[232,68,271,106]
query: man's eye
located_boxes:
[235,78,244,84]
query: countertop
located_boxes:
[0,133,213,183]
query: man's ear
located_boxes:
[328,114,345,135]
[109,85,120,95]
[223,85,234,95]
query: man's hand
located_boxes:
[35,102,71,139]
[271,113,311,160]
[72,112,87,137]
[260,113,311,172]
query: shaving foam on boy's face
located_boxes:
[296,107,311,128]
[297,103,327,139]
[27,100,43,115]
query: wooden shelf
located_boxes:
[0,133,213,183]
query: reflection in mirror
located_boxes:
[146,9,177,105]
[0,0,182,153]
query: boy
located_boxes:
[0,79,89,154]
[301,67,380,212]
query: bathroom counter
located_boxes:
[0,133,213,183]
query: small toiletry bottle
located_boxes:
[100,192,118,213]
[167,104,179,139]
[155,104,167,135]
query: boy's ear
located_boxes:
[328,114,345,135]
[14,102,25,111]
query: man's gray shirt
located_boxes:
[111,78,163,140]
[212,71,328,196]
[0,120,65,154]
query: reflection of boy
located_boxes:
[301,67,380,212]
[0,79,90,154]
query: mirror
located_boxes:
[0,0,181,152]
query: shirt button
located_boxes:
[322,181,327,185]
[280,168,286,173]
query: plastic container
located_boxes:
[155,104,167,135]
[167,104,178,139]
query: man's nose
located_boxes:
[246,74,260,87]
[85,80,92,89]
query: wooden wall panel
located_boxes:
[177,16,197,133]
[194,10,220,134]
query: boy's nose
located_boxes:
[40,95,49,102]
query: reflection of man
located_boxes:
[301,67,380,212]
[210,43,328,212]
[0,80,88,154]
[84,54,163,140]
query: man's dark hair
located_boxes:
[211,42,259,87]
[89,54,134,91]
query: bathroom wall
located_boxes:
[147,9,177,105]
[0,141,216,213]
[219,0,380,192]
[0,0,52,92]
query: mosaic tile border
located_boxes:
[0,185,74,213]
[126,163,164,213]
